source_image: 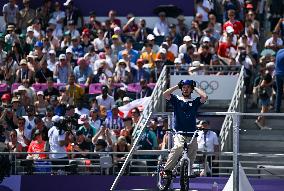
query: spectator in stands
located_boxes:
[122,13,138,39]
[19,0,36,31]
[3,52,18,85]
[168,24,183,47]
[89,108,101,129]
[137,79,152,99]
[84,11,102,34]
[44,77,60,99]
[27,130,47,159]
[96,85,115,110]
[196,0,213,30]
[42,105,53,129]
[132,58,150,83]
[93,29,109,53]
[165,36,178,57]
[15,59,34,83]
[188,20,202,46]
[197,120,219,176]
[35,58,53,83]
[179,36,194,55]
[35,91,48,117]
[111,34,124,58]
[11,96,25,117]
[77,114,97,143]
[171,58,188,75]
[7,129,23,155]
[31,117,48,142]
[47,49,56,71]
[131,107,140,128]
[92,122,113,147]
[108,10,121,28]
[118,39,140,64]
[15,117,30,150]
[72,130,92,158]
[208,13,222,35]
[275,48,284,113]
[264,31,283,52]
[64,0,83,27]
[255,73,273,130]
[156,45,175,64]
[113,135,131,164]
[17,84,32,108]
[134,19,152,43]
[2,0,20,27]
[0,41,7,67]
[153,11,169,37]
[141,34,160,54]
[69,36,84,59]
[75,98,89,116]
[48,116,68,172]
[223,9,243,35]
[105,105,124,137]
[113,59,132,84]
[54,54,72,83]
[73,57,93,86]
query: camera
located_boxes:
[56,117,73,135]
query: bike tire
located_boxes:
[157,165,172,191]
[180,159,189,191]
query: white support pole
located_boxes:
[232,114,240,191]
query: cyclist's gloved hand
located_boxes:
[192,80,196,88]
[178,80,184,89]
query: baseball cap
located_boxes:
[147,34,155,41]
[123,96,130,102]
[174,58,182,64]
[11,97,20,103]
[112,34,119,39]
[49,49,56,55]
[114,26,121,32]
[34,41,43,48]
[1,94,10,101]
[59,54,66,60]
[202,37,210,43]
[226,26,234,34]
[78,114,89,124]
[159,48,167,54]
[66,48,73,54]
[37,91,44,96]
[20,59,27,65]
[183,35,192,42]
[27,26,33,32]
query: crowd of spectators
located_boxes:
[0,0,283,173]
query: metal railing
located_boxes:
[219,66,245,152]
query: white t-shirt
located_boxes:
[196,0,213,22]
[96,95,115,110]
[22,116,35,140]
[48,126,67,159]
[197,130,219,152]
[75,107,90,116]
[264,37,283,48]
[168,44,179,57]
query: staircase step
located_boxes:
[241,119,284,130]
[240,140,284,153]
[240,134,284,141]
[240,129,284,136]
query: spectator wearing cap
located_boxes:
[34,91,48,117]
[176,15,189,37]
[73,57,93,86]
[11,96,25,117]
[77,114,97,143]
[4,25,19,49]
[156,44,175,63]
[108,9,121,28]
[171,58,187,75]
[113,59,132,84]
[27,129,47,159]
[72,130,93,158]
[35,58,53,83]
[141,34,160,54]
[217,30,237,64]
[25,25,36,50]
[169,23,182,47]
[89,108,101,130]
[96,85,115,110]
[2,0,20,27]
[47,49,56,71]
[65,74,84,105]
[34,41,45,63]
[19,0,36,30]
[1,93,11,106]
[179,36,195,55]
[105,104,124,136]
[264,31,283,51]
[15,59,33,83]
[118,39,140,64]
[153,11,169,36]
[140,43,157,70]
[45,26,60,50]
[223,9,243,35]
[69,36,84,59]
[134,19,152,43]
[54,53,72,83]
[111,34,124,56]
[17,85,32,108]
[31,117,48,141]
[132,58,150,83]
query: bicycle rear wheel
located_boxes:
[180,159,190,191]
[157,164,172,191]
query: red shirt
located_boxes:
[218,42,236,58]
[223,20,243,35]
[27,140,47,159]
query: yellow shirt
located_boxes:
[140,52,157,69]
[66,84,84,104]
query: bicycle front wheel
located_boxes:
[180,159,190,191]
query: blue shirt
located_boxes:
[73,66,92,84]
[169,94,202,134]
[275,49,284,76]
[118,49,140,63]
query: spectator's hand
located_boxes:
[73,145,80,151]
